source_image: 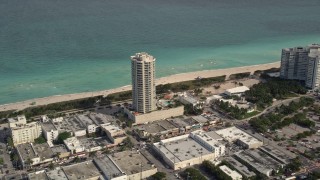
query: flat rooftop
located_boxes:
[76,114,95,126]
[169,117,189,128]
[205,131,224,140]
[16,143,37,161]
[155,135,211,163]
[78,137,111,149]
[28,171,48,180]
[215,126,262,145]
[33,143,54,160]
[53,120,73,133]
[94,155,125,179]
[66,117,87,131]
[219,165,242,179]
[181,95,198,104]
[183,118,199,126]
[63,161,102,180]
[41,122,57,132]
[245,149,283,169]
[225,157,256,178]
[89,112,115,125]
[110,151,156,175]
[46,168,68,180]
[225,86,249,94]
[234,151,272,175]
[51,145,69,154]
[192,115,208,123]
[259,146,291,164]
[135,120,177,134]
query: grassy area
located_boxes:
[228,72,251,80]
[242,111,260,119]
[156,75,226,94]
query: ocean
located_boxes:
[1,0,320,104]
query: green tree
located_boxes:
[150,172,166,180]
[34,136,46,144]
[48,162,55,170]
[7,137,14,147]
[286,157,301,172]
[56,132,71,144]
[182,168,206,180]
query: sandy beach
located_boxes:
[0,62,280,112]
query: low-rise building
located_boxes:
[219,165,243,180]
[153,130,225,170]
[51,117,64,123]
[101,124,126,146]
[28,170,48,180]
[16,143,40,168]
[215,127,263,149]
[259,146,291,165]
[78,137,107,152]
[63,137,84,154]
[234,148,284,177]
[76,114,99,134]
[16,143,54,169]
[190,130,225,158]
[46,167,68,180]
[178,93,200,107]
[62,160,102,180]
[33,143,54,164]
[109,151,157,180]
[93,156,127,180]
[224,157,256,178]
[65,117,87,137]
[51,145,71,159]
[224,86,250,96]
[134,120,179,139]
[170,117,191,133]
[89,112,115,125]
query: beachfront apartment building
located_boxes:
[8,115,42,146]
[280,44,320,89]
[131,52,157,114]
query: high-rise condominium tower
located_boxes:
[280,44,320,89]
[131,52,156,113]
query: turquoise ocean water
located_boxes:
[1,0,320,104]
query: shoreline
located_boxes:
[0,61,280,112]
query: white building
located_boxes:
[280,44,320,89]
[63,137,84,154]
[75,114,99,134]
[9,116,42,146]
[190,130,225,158]
[101,123,126,146]
[153,130,225,170]
[219,165,243,180]
[215,127,263,149]
[51,117,63,123]
[178,93,200,107]
[224,86,250,96]
[8,115,27,127]
[131,52,157,114]
[41,122,59,144]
